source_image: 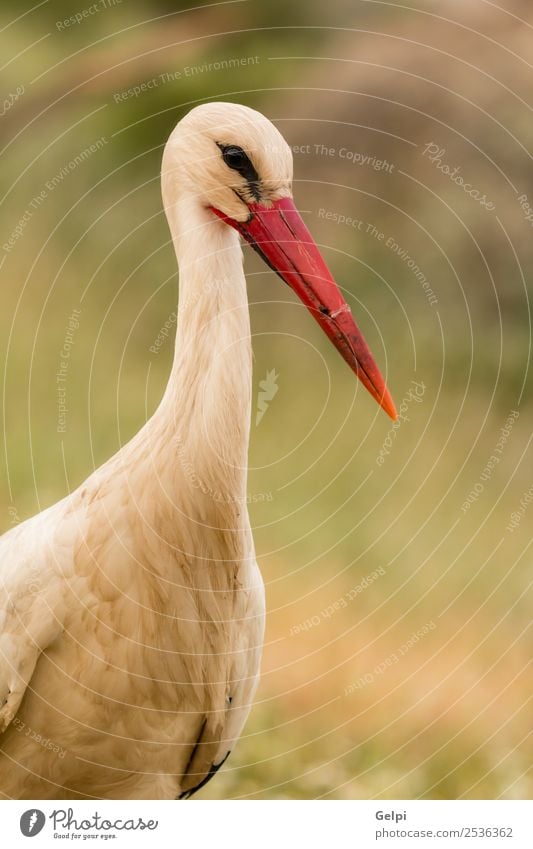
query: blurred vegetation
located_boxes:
[0,0,531,799]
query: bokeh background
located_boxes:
[0,0,531,799]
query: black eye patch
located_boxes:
[216,142,260,199]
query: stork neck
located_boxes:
[161,198,252,505]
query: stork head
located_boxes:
[163,102,397,420]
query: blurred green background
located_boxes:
[0,0,531,799]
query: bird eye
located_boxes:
[221,146,247,169]
[215,141,261,200]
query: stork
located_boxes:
[0,102,396,800]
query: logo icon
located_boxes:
[20,809,46,837]
[256,368,279,425]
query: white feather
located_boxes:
[0,102,293,799]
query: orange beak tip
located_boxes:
[381,390,398,421]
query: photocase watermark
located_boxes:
[50,808,158,835]
[113,56,261,102]
[367,223,438,307]
[21,568,42,598]
[22,808,158,838]
[1,84,24,117]
[56,0,122,30]
[461,410,519,513]
[56,308,82,433]
[149,281,225,353]
[255,368,279,425]
[318,207,365,231]
[12,717,67,759]
[421,142,496,211]
[149,311,177,354]
[506,482,533,533]
[517,193,533,229]
[3,137,108,254]
[317,210,437,306]
[175,435,273,504]
[7,504,20,525]
[293,143,394,173]
[289,567,385,636]
[20,810,46,837]
[376,380,426,465]
[344,620,436,694]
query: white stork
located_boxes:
[0,102,396,800]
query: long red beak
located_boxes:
[210,197,397,420]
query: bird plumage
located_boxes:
[0,103,283,798]
[0,101,394,799]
